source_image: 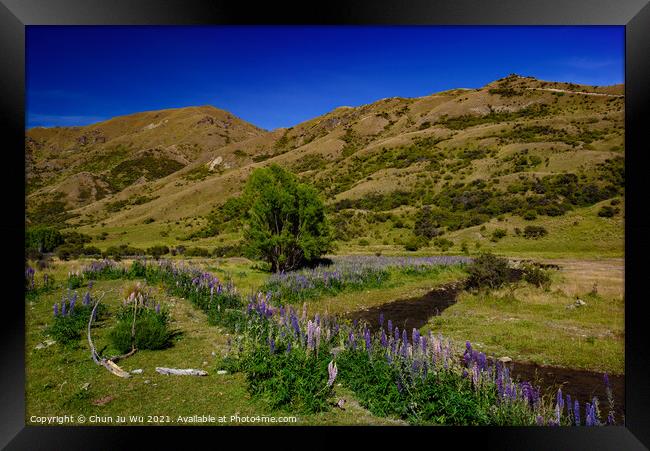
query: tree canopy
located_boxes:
[243,164,332,272]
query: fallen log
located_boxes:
[155,367,208,376]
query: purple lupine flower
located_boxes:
[53,304,58,316]
[420,336,427,355]
[291,314,301,337]
[379,313,384,328]
[556,388,564,421]
[585,403,593,426]
[566,394,573,423]
[307,320,315,350]
[327,360,338,387]
[591,397,600,425]
[286,342,292,354]
[61,301,67,316]
[364,328,371,352]
[82,291,91,306]
[412,328,420,347]
[536,416,544,426]
[380,329,387,348]
[396,379,403,393]
[394,327,399,340]
[390,338,397,356]
[607,412,615,425]
[268,337,275,354]
[387,319,393,334]
[604,373,610,390]
[478,352,487,371]
[574,400,581,426]
[462,369,468,379]
[155,303,161,314]
[87,280,93,290]
[402,329,408,347]
[348,331,356,350]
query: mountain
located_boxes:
[25,74,625,256]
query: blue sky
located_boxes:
[26,26,624,130]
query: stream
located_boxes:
[347,277,625,420]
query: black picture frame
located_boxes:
[2,0,649,448]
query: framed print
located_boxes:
[2,0,649,448]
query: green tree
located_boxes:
[26,226,64,253]
[243,164,332,272]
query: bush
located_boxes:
[109,305,174,354]
[491,228,507,242]
[414,205,440,239]
[184,247,210,257]
[240,345,334,414]
[55,244,82,261]
[523,226,548,239]
[466,252,511,290]
[433,237,454,252]
[146,245,170,259]
[521,263,552,289]
[404,236,422,251]
[47,295,107,346]
[522,210,537,221]
[597,205,619,218]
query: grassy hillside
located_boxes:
[26,74,624,258]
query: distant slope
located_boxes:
[26,105,267,217]
[26,74,624,256]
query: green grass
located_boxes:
[25,274,401,425]
[422,280,624,374]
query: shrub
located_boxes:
[146,245,170,259]
[55,244,82,261]
[491,229,507,242]
[404,236,421,251]
[184,247,210,257]
[598,205,619,218]
[358,239,370,246]
[48,293,107,346]
[522,210,537,221]
[108,304,174,354]
[523,226,548,239]
[414,205,440,239]
[521,263,552,289]
[433,237,454,252]
[466,252,511,290]
[240,345,334,414]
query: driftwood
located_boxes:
[87,292,131,378]
[155,367,208,376]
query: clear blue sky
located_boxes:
[26,26,624,130]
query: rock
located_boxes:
[202,361,208,366]
[34,343,46,350]
[144,380,151,384]
[131,369,143,375]
[216,370,228,375]
[498,357,513,363]
[575,299,587,307]
[211,351,216,357]
[81,383,90,391]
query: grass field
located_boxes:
[423,259,624,374]
[25,253,624,424]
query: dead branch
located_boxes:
[87,291,131,378]
[155,367,208,376]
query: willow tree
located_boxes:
[243,164,332,272]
